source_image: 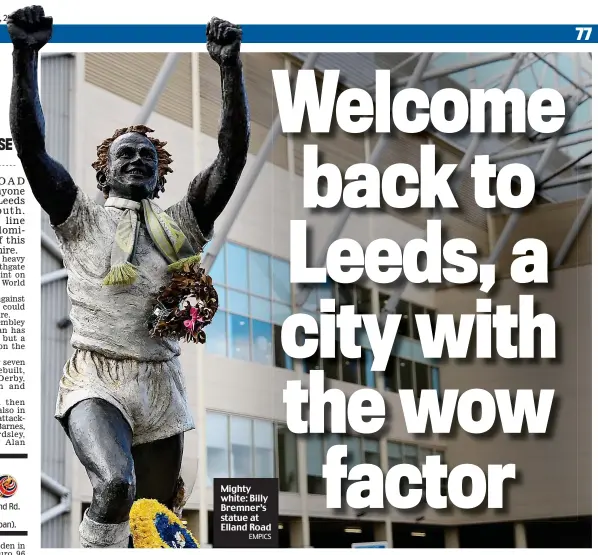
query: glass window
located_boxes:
[206,414,300,492]
[427,308,437,334]
[272,302,292,326]
[277,425,298,492]
[214,285,227,311]
[249,250,271,298]
[208,243,304,369]
[378,292,390,313]
[211,251,226,285]
[436,449,448,495]
[432,367,440,393]
[403,444,419,466]
[228,314,250,360]
[360,349,375,388]
[411,304,425,340]
[345,436,362,470]
[304,289,318,312]
[273,325,293,370]
[226,243,248,291]
[415,363,430,398]
[250,296,271,322]
[336,283,353,307]
[325,433,343,453]
[342,355,359,384]
[318,280,334,305]
[364,439,380,466]
[230,416,252,478]
[323,353,340,381]
[303,347,321,373]
[306,435,324,475]
[387,441,403,468]
[254,420,275,478]
[419,447,433,468]
[228,290,249,316]
[305,310,319,321]
[206,412,229,485]
[251,320,273,366]
[356,285,372,314]
[206,310,227,357]
[306,435,325,494]
[397,300,411,336]
[356,326,370,350]
[387,441,406,497]
[272,258,291,304]
[399,359,414,391]
[384,356,398,392]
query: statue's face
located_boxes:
[105,133,159,200]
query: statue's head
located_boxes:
[92,125,173,201]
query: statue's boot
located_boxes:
[79,509,130,549]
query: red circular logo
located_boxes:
[0,475,17,498]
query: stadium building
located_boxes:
[39,51,591,548]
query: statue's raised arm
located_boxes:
[186,18,250,238]
[8,5,77,226]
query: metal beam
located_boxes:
[41,231,63,261]
[490,134,591,163]
[537,149,592,187]
[41,499,71,525]
[41,268,68,286]
[478,53,538,89]
[533,53,592,98]
[548,122,592,137]
[42,472,70,497]
[41,472,71,524]
[202,52,321,274]
[295,53,434,308]
[489,88,590,157]
[485,94,583,265]
[539,78,591,98]
[385,53,420,78]
[133,53,182,125]
[542,171,592,189]
[552,190,592,268]
[365,53,421,89]
[441,53,527,205]
[393,52,515,87]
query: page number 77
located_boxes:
[575,27,592,40]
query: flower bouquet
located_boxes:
[148,262,219,344]
[130,499,199,548]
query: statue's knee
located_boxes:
[94,475,135,522]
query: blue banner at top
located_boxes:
[0,24,596,43]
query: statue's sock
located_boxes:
[79,509,130,549]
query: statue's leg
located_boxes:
[132,433,184,510]
[66,398,135,548]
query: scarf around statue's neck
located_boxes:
[103,197,201,286]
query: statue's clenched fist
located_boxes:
[7,5,53,50]
[207,17,242,66]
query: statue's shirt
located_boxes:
[52,189,212,362]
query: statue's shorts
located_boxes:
[54,349,195,445]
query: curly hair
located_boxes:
[92,125,174,199]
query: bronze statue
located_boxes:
[8,5,250,548]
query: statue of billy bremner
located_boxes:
[8,5,250,548]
